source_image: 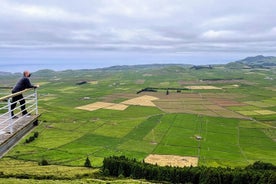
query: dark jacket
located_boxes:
[12,77,34,93]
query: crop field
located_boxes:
[5,104,275,167]
[76,95,159,112]
[152,93,247,119]
[144,154,198,167]
[186,85,222,90]
[0,65,275,182]
[121,95,159,107]
[76,102,129,111]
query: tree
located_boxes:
[84,157,92,168]
[246,161,276,170]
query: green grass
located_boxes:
[227,105,260,111]
[11,111,276,168]
[0,159,149,184]
[161,127,198,147]
[0,65,276,182]
[117,140,157,153]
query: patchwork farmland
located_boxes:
[0,64,275,182]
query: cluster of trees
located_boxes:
[190,65,213,70]
[137,87,189,94]
[102,156,276,184]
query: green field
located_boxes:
[0,65,275,182]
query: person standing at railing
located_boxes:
[11,70,39,119]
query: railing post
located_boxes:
[35,88,38,115]
[8,97,13,134]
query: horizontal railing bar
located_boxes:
[0,88,33,102]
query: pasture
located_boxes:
[0,65,275,182]
[6,105,276,167]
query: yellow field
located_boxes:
[121,95,159,107]
[254,110,276,115]
[104,103,129,110]
[144,154,198,167]
[76,102,116,111]
[76,95,159,111]
[238,110,276,115]
[186,86,222,90]
[88,81,98,84]
[77,102,128,111]
[237,111,260,116]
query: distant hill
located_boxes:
[226,55,276,69]
[0,71,12,76]
[102,64,191,71]
[33,69,57,76]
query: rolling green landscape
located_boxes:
[0,58,275,183]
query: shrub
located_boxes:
[84,157,92,168]
[34,132,39,138]
[39,159,49,166]
[25,132,39,144]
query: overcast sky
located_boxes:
[1,0,276,71]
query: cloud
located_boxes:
[0,0,102,23]
[201,15,250,30]
[200,30,239,40]
[0,0,276,63]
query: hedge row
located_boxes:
[102,156,276,184]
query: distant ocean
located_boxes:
[0,53,236,73]
[0,59,191,73]
[0,62,113,73]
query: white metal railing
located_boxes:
[0,88,38,134]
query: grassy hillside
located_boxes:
[226,55,276,68]
[0,64,275,182]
